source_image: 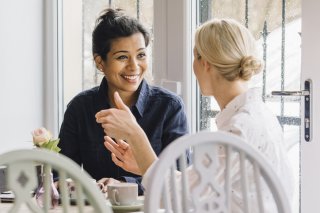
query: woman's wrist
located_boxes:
[126,124,157,175]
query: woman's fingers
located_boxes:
[111,139,128,155]
[104,143,125,162]
[95,110,109,122]
[114,91,131,112]
[117,139,129,150]
[111,153,125,168]
[104,141,122,158]
[104,136,126,155]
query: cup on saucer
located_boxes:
[107,182,138,206]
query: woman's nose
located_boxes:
[128,58,139,71]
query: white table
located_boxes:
[0,196,144,213]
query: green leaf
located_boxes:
[39,138,61,153]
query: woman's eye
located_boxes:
[137,53,146,59]
[117,55,128,60]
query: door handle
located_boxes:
[271,90,309,96]
[271,79,312,142]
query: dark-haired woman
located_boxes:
[58,8,188,194]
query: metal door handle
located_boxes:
[271,90,309,96]
[271,79,312,142]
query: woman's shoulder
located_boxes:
[227,102,283,140]
[231,102,277,126]
[67,86,99,106]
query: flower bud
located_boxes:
[32,127,52,146]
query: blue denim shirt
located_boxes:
[58,78,189,194]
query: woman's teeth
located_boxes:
[123,75,139,80]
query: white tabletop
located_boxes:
[0,196,145,213]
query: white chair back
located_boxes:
[0,149,112,213]
[144,131,291,213]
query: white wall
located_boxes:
[0,0,44,153]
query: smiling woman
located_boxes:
[98,33,147,104]
[56,8,189,196]
[93,9,149,106]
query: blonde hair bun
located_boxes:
[195,18,264,82]
[239,56,263,80]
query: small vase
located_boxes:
[35,172,60,208]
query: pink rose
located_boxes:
[32,127,52,146]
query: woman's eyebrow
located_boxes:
[112,48,146,55]
[112,50,128,55]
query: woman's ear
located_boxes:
[94,55,104,72]
[203,60,212,73]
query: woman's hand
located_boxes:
[97,177,122,193]
[97,91,158,175]
[95,91,139,140]
[104,136,142,175]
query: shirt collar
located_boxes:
[134,80,149,117]
[97,77,111,110]
[97,77,149,117]
[215,87,262,127]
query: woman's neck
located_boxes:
[108,88,137,108]
[214,80,248,110]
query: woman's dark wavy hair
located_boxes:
[92,8,150,60]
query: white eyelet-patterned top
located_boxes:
[214,87,294,208]
[143,87,294,212]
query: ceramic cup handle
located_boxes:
[112,189,120,205]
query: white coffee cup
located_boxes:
[107,183,138,206]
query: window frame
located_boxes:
[153,0,196,133]
[44,0,64,136]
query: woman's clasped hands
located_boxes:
[96,91,142,175]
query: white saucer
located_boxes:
[107,200,143,211]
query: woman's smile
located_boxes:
[121,74,141,83]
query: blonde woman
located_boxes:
[96,18,294,210]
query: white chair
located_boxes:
[0,149,112,213]
[144,131,291,213]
